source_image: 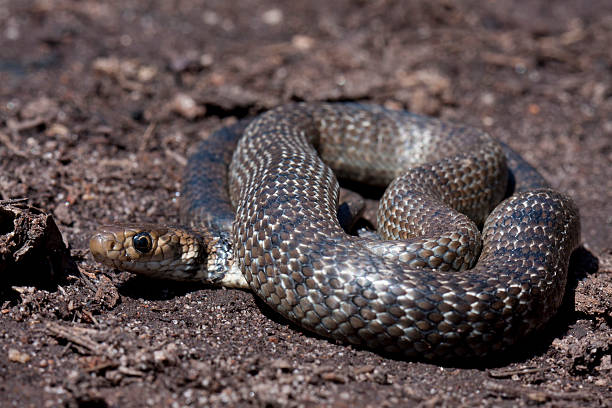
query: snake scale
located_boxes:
[90,103,580,360]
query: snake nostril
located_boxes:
[132,232,153,254]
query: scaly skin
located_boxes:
[90,103,580,361]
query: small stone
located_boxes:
[8,349,31,363]
[262,8,283,25]
[137,65,157,82]
[292,35,314,50]
[352,364,375,375]
[527,392,549,403]
[169,93,206,119]
[45,123,69,137]
[321,372,346,383]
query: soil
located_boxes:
[1,0,611,407]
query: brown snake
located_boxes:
[90,103,580,360]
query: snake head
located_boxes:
[89,223,209,281]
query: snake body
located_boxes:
[90,103,580,360]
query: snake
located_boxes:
[90,103,580,361]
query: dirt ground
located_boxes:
[1,0,611,406]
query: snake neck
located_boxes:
[203,231,249,289]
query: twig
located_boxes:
[0,131,28,158]
[488,366,543,378]
[45,322,104,355]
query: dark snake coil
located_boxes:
[93,103,581,361]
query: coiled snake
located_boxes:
[90,103,580,360]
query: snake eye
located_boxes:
[132,232,153,254]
